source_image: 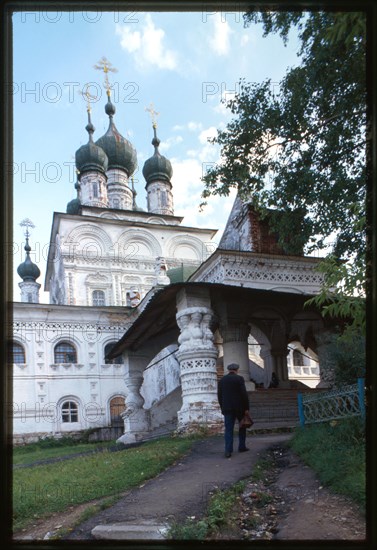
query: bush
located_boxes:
[317,328,365,386]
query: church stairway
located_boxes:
[248,387,325,431]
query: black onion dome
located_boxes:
[75,141,108,174]
[66,197,81,215]
[17,241,41,282]
[95,95,137,176]
[142,129,173,184]
[67,181,81,214]
[75,111,108,175]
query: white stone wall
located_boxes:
[46,214,217,307]
[79,171,108,208]
[141,345,180,409]
[11,303,129,440]
[146,181,174,216]
[18,281,40,304]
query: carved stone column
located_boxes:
[175,288,222,432]
[221,322,255,391]
[259,349,274,389]
[271,348,290,388]
[117,351,150,444]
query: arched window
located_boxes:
[93,182,98,198]
[104,342,123,365]
[93,290,105,306]
[61,401,78,423]
[8,342,25,364]
[54,342,77,364]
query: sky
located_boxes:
[12,9,301,303]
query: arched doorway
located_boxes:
[109,396,126,427]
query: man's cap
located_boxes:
[227,363,240,371]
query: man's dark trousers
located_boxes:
[224,412,247,453]
[218,371,250,455]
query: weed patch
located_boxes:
[290,418,365,509]
[167,481,246,540]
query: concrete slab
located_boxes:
[92,521,169,540]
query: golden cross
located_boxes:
[79,84,98,112]
[20,218,35,238]
[145,103,159,128]
[93,56,118,95]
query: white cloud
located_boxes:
[198,126,217,145]
[159,135,183,153]
[116,14,178,71]
[208,14,232,56]
[187,121,203,132]
[172,121,203,132]
[171,155,236,237]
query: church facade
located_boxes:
[11,73,327,445]
[11,87,216,444]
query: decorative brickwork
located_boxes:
[249,208,286,255]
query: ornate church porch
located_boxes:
[108,282,335,442]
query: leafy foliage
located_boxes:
[316,328,366,386]
[201,11,367,326]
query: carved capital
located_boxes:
[176,307,216,353]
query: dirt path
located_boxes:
[13,434,366,542]
[222,444,366,541]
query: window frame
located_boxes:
[61,400,79,423]
[54,341,77,364]
[104,342,123,365]
[9,341,26,364]
[92,289,106,306]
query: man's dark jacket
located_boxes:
[217,372,249,415]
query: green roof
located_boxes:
[167,264,197,283]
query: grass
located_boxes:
[290,417,366,510]
[167,451,278,540]
[13,435,201,532]
[249,455,274,482]
[168,480,246,540]
[13,440,115,466]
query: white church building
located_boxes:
[11,79,327,445]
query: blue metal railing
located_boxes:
[297,378,365,427]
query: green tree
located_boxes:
[201,12,367,330]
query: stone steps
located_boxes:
[140,419,178,442]
[247,388,325,429]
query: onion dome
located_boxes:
[66,181,81,215]
[95,92,137,175]
[142,125,173,184]
[75,110,108,175]
[17,237,40,282]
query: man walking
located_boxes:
[217,363,250,458]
